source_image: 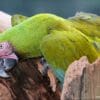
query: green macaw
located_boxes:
[69,12,100,53]
[69,12,100,33]
[11,14,28,26]
[0,13,99,84]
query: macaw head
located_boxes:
[0,42,18,60]
[0,42,18,78]
[0,42,13,56]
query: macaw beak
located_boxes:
[0,69,10,78]
[0,58,17,78]
[3,58,17,71]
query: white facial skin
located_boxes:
[0,42,13,57]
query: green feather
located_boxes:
[40,30,99,71]
[0,13,99,84]
[0,13,72,58]
[68,12,100,53]
[11,14,28,26]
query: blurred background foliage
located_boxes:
[0,0,100,18]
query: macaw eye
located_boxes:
[0,45,3,49]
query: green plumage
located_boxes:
[69,12,100,53]
[40,30,98,71]
[0,14,71,58]
[0,13,99,84]
[69,12,100,38]
[11,14,28,26]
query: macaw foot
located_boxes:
[37,58,49,75]
[36,58,57,92]
[0,58,17,78]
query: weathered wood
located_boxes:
[61,56,100,100]
[0,59,60,100]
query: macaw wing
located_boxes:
[68,12,100,39]
[92,37,100,54]
[69,12,100,25]
[40,30,98,83]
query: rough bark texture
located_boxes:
[61,56,100,100]
[0,59,61,100]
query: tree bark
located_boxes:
[61,56,100,100]
[0,59,61,100]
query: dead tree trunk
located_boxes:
[0,59,60,100]
[61,56,100,100]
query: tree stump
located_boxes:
[61,56,100,100]
[0,59,61,100]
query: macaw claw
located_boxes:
[37,58,57,92]
[40,58,50,75]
